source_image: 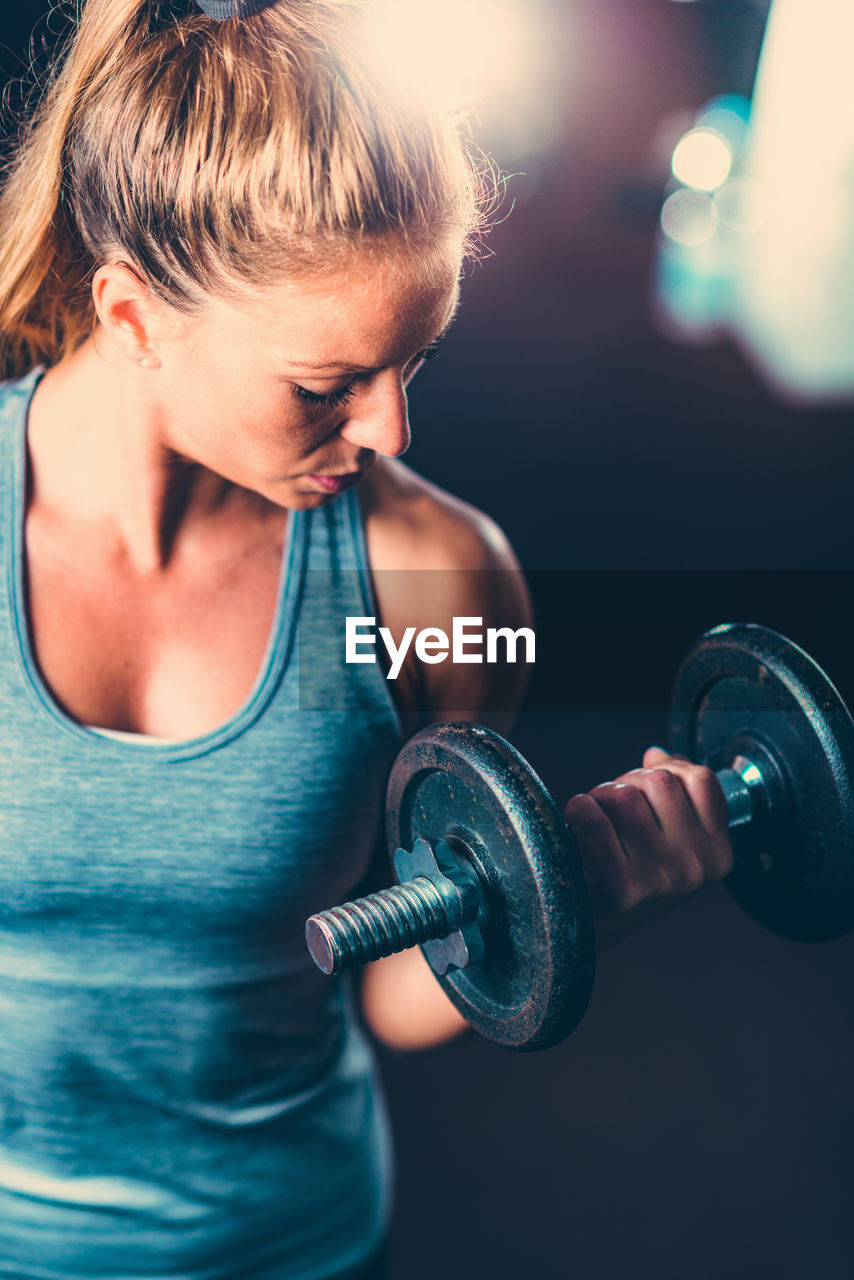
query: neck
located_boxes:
[26,338,258,572]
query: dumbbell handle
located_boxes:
[306,753,771,978]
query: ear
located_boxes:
[91,262,167,367]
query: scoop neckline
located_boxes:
[5,365,308,762]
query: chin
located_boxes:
[289,488,343,509]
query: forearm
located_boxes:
[360,947,470,1051]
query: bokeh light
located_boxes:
[671,128,733,191]
[357,0,556,164]
[361,0,533,109]
[660,189,719,248]
[696,95,751,157]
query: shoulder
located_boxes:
[360,457,521,575]
[359,459,533,733]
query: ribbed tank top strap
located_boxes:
[0,368,42,648]
[294,488,402,735]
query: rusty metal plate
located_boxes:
[670,624,854,941]
[386,723,595,1051]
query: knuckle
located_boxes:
[679,855,707,893]
[693,767,726,806]
[711,838,735,880]
[635,864,670,903]
[588,782,645,816]
[645,768,681,795]
[691,835,734,885]
[650,841,703,895]
[615,879,645,913]
[610,783,648,810]
[564,793,595,821]
[655,862,677,896]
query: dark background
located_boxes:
[3,3,853,1277]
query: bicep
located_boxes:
[419,531,534,735]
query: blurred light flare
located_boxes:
[671,128,733,191]
[660,189,718,248]
[361,0,532,110]
[722,0,854,401]
[653,91,757,347]
[696,96,751,156]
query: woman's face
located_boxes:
[141,244,462,510]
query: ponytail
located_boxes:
[0,2,163,376]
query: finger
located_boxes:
[591,778,665,845]
[620,767,704,847]
[631,765,733,881]
[585,781,679,897]
[638,758,732,853]
[591,776,707,895]
[666,764,733,873]
[564,792,641,915]
[642,746,690,767]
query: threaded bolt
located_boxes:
[306,875,463,975]
[306,837,488,978]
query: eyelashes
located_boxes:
[412,337,443,363]
[291,338,443,410]
[293,383,357,410]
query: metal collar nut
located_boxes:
[392,837,487,975]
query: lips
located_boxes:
[305,470,365,494]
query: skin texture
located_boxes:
[22,241,733,1051]
[565,748,734,957]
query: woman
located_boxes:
[0,2,733,1277]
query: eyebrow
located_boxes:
[284,297,461,374]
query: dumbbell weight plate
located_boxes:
[386,723,596,1050]
[670,623,854,941]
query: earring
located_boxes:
[138,353,157,369]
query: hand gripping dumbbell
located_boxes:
[305,624,854,1051]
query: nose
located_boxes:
[339,372,411,458]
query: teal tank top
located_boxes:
[0,368,403,1279]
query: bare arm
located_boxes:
[359,466,533,1050]
[357,467,735,1049]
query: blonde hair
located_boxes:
[0,0,494,378]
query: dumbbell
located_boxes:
[305,624,854,1051]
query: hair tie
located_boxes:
[195,0,280,18]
